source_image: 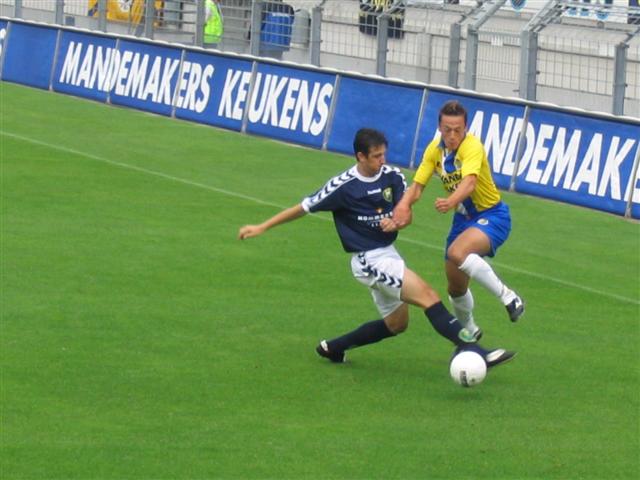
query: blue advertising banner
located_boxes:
[1,22,57,89]
[244,63,336,148]
[631,162,640,219]
[417,90,527,190]
[2,21,638,218]
[52,31,117,103]
[108,39,183,116]
[176,51,252,132]
[0,20,7,78]
[515,108,640,216]
[327,77,423,167]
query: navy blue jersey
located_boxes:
[301,165,407,253]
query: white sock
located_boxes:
[449,289,479,333]
[459,254,516,305]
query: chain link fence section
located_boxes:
[1,0,639,116]
[538,32,615,96]
[0,1,197,38]
[477,30,520,81]
[629,39,640,102]
[1,0,57,23]
[464,8,528,96]
[321,1,375,63]
[529,10,639,115]
[386,4,462,84]
[216,0,251,53]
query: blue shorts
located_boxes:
[445,202,511,259]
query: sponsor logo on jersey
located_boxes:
[442,171,462,191]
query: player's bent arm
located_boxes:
[448,174,476,205]
[238,204,307,240]
[434,175,477,213]
[392,182,425,228]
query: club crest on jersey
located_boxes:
[383,187,393,203]
[454,158,462,170]
[477,218,489,225]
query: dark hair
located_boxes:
[438,100,467,125]
[353,128,388,156]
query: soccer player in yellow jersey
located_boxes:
[388,101,524,340]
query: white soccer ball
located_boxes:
[449,350,487,387]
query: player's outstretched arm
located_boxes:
[391,182,425,229]
[238,204,307,240]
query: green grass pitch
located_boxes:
[1,81,638,479]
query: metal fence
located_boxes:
[1,0,639,116]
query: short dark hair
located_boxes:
[353,128,388,156]
[438,100,467,125]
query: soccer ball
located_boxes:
[449,350,487,387]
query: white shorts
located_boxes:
[351,245,405,318]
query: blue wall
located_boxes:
[1,19,639,218]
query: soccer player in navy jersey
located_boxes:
[389,101,524,341]
[238,128,514,367]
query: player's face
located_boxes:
[439,114,467,151]
[357,144,386,176]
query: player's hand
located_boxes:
[391,204,412,228]
[380,217,398,232]
[434,197,453,213]
[238,225,264,240]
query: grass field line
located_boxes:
[4,130,639,306]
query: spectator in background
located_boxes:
[204,0,223,48]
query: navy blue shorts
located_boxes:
[445,202,511,258]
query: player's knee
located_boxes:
[392,318,409,334]
[446,245,466,266]
[387,318,408,334]
[448,286,467,298]
[384,308,409,334]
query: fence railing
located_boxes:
[1,0,639,116]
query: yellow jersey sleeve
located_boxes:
[413,138,440,186]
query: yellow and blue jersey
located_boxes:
[414,133,501,218]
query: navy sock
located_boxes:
[424,301,475,346]
[327,319,394,353]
